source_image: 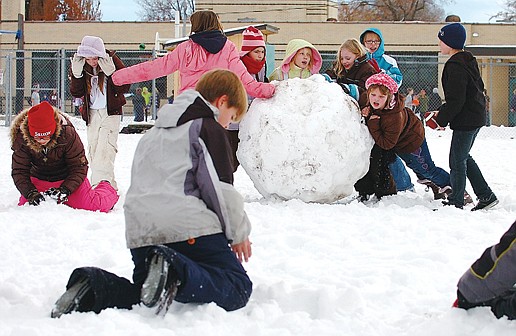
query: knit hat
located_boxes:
[438,23,466,50]
[239,26,266,57]
[76,36,108,58]
[28,101,56,137]
[365,73,398,94]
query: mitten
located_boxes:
[71,54,85,78]
[45,186,71,204]
[27,189,45,206]
[98,57,116,76]
[321,73,335,83]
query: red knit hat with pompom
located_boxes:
[239,26,266,57]
[28,101,56,137]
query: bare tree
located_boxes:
[338,0,449,22]
[491,0,516,22]
[137,0,195,21]
[26,0,101,21]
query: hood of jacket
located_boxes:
[281,39,323,74]
[10,107,67,153]
[360,27,385,60]
[189,30,227,54]
[447,50,483,83]
[154,90,219,129]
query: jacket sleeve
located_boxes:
[436,63,468,127]
[110,54,130,94]
[226,42,275,99]
[59,127,88,193]
[11,134,38,198]
[111,48,180,86]
[70,72,86,98]
[381,54,403,87]
[366,113,404,151]
[457,220,516,305]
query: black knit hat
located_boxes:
[438,23,466,50]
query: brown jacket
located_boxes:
[10,108,88,198]
[69,50,130,125]
[366,94,424,154]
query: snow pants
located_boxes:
[87,108,120,190]
[355,144,397,199]
[18,177,118,213]
[456,220,516,319]
[63,233,252,313]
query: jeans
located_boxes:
[398,138,450,188]
[448,128,494,206]
[389,155,414,191]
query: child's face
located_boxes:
[85,57,99,68]
[369,87,388,110]
[293,48,311,69]
[438,40,451,55]
[217,102,238,128]
[340,48,357,70]
[363,32,381,53]
[34,135,51,146]
[249,47,265,62]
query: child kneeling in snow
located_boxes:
[10,101,118,213]
[454,219,516,320]
[51,69,253,318]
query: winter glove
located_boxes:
[338,83,359,101]
[71,54,85,78]
[321,73,335,83]
[98,57,116,76]
[26,189,45,206]
[45,186,71,204]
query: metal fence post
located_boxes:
[4,53,13,126]
[60,49,66,111]
[151,49,157,120]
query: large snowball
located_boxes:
[237,75,374,203]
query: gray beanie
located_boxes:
[438,23,466,50]
[77,36,108,58]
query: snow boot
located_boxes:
[51,276,91,318]
[464,191,474,205]
[417,179,450,200]
[141,252,181,315]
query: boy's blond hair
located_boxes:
[195,69,248,122]
[333,38,368,77]
[190,10,224,33]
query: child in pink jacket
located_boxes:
[112,11,275,99]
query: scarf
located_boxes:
[241,54,265,75]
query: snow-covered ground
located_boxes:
[1,115,515,335]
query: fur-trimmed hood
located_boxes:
[10,106,70,152]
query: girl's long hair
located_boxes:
[190,10,224,33]
[333,38,367,78]
[83,62,105,95]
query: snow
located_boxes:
[239,75,373,203]
[1,112,516,335]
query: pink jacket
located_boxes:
[112,39,275,99]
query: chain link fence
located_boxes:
[1,49,515,136]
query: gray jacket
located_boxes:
[124,90,251,248]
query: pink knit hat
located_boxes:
[365,73,398,94]
[239,26,266,57]
[77,36,108,58]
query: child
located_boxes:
[359,28,413,194]
[359,73,450,199]
[435,22,498,211]
[70,35,130,190]
[269,38,322,81]
[51,70,253,318]
[227,26,269,172]
[325,38,378,108]
[10,101,118,213]
[112,10,274,100]
[453,219,516,320]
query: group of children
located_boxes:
[10,10,509,320]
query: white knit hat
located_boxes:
[77,36,108,58]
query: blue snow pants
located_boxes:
[64,233,252,313]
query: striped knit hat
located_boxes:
[239,26,266,57]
